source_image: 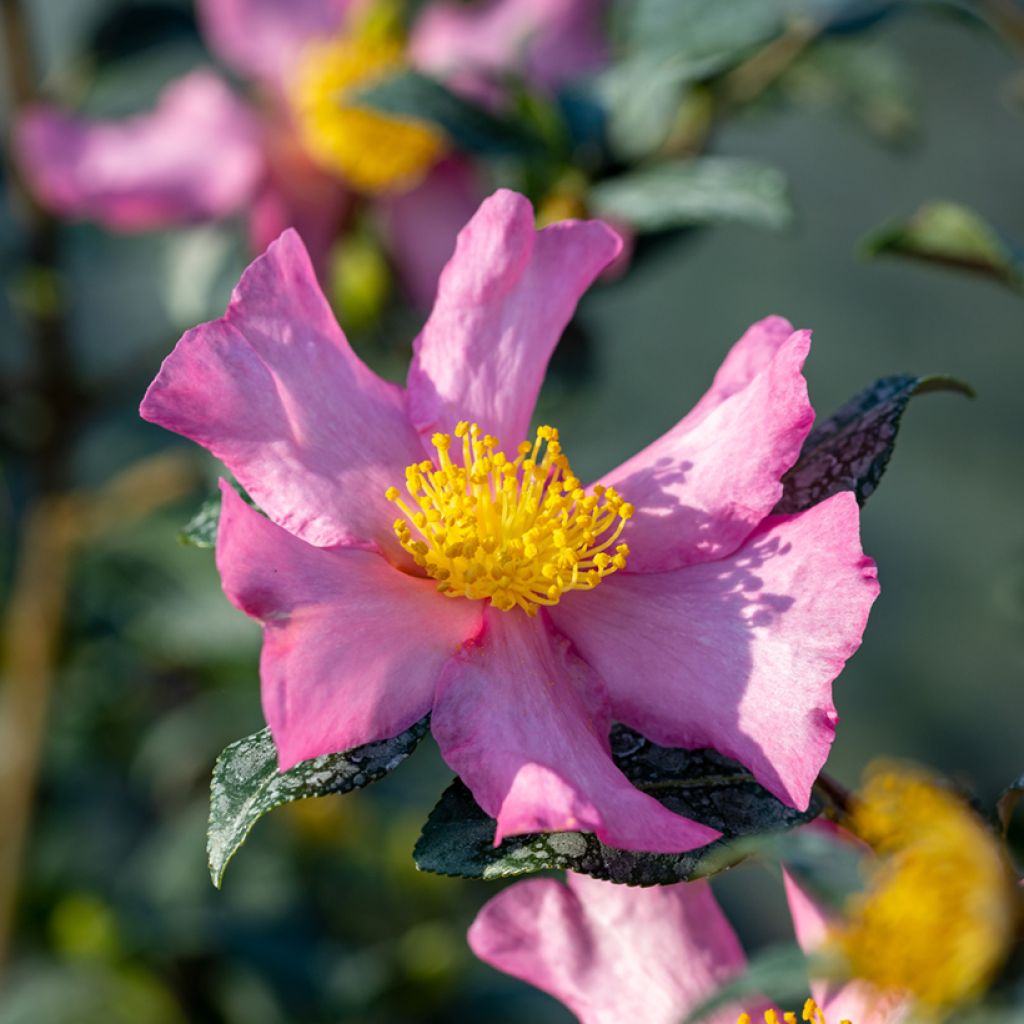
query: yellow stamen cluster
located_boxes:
[290,29,444,193]
[835,762,1018,1010]
[385,423,633,615]
[738,998,849,1024]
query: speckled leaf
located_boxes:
[179,496,220,548]
[774,374,972,515]
[179,488,259,549]
[413,725,822,886]
[997,773,1024,837]
[208,717,429,887]
[862,200,1024,293]
[352,71,540,156]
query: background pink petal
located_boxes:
[598,324,814,573]
[216,484,481,770]
[410,0,608,94]
[431,609,720,852]
[197,0,355,92]
[468,873,747,1024]
[249,121,351,280]
[14,71,264,231]
[784,867,908,1024]
[140,228,424,559]
[374,157,482,308]
[550,491,879,810]
[407,189,621,447]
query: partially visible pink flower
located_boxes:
[19,0,583,302]
[469,865,906,1024]
[469,872,749,1024]
[141,189,877,852]
[14,71,264,231]
[411,0,609,102]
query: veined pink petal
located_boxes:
[686,315,801,426]
[375,157,481,308]
[141,228,425,559]
[598,324,814,573]
[216,484,481,770]
[431,608,720,852]
[197,0,356,92]
[468,873,747,1024]
[550,491,879,811]
[784,866,908,1024]
[410,0,608,93]
[14,71,263,231]
[407,189,621,448]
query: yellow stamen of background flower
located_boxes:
[385,423,632,615]
[835,762,1018,1010]
[737,998,850,1024]
[290,25,443,193]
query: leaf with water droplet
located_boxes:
[774,374,973,515]
[208,717,429,887]
[414,725,822,886]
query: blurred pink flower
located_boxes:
[141,189,877,853]
[15,0,607,302]
[469,865,906,1024]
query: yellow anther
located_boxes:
[290,26,443,192]
[738,1002,841,1024]
[385,423,632,613]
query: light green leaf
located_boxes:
[862,200,1024,293]
[208,717,429,887]
[589,158,792,232]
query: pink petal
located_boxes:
[140,228,425,559]
[598,322,814,573]
[407,189,621,447]
[468,873,747,1024]
[784,867,908,1024]
[410,0,608,94]
[374,157,482,308]
[431,608,720,852]
[197,0,355,91]
[216,484,481,769]
[550,491,879,810]
[14,71,264,231]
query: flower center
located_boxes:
[737,999,849,1024]
[385,423,632,615]
[290,24,444,193]
[835,765,1017,1010]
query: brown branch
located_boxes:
[720,17,822,111]
[0,453,202,973]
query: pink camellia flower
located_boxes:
[140,189,878,853]
[15,0,607,304]
[469,868,906,1024]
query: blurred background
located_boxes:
[1,0,1022,1020]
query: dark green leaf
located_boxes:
[414,725,822,885]
[351,71,541,157]
[208,717,429,887]
[589,158,792,233]
[862,200,1024,293]
[774,374,973,515]
[997,774,1024,837]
